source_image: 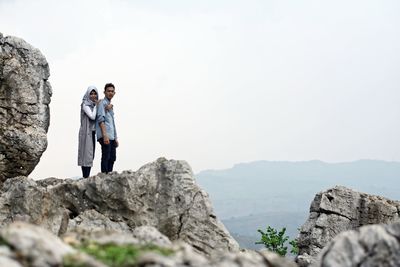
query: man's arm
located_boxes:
[96,100,109,144]
[114,120,118,147]
[99,122,109,144]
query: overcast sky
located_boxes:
[1,0,400,178]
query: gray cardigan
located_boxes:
[77,103,96,167]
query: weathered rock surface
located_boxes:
[0,221,296,267]
[297,186,400,266]
[136,245,298,267]
[0,158,239,256]
[313,222,400,267]
[63,225,172,248]
[75,231,279,267]
[0,32,52,182]
[1,222,106,267]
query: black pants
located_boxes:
[82,131,96,178]
[98,138,117,173]
[81,166,91,178]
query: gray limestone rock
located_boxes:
[1,222,75,267]
[133,225,172,247]
[136,243,298,267]
[0,158,239,256]
[0,222,107,267]
[297,186,400,266]
[137,242,210,267]
[209,249,298,267]
[0,257,23,267]
[313,222,400,267]
[0,222,297,267]
[63,225,171,249]
[67,209,132,234]
[0,245,22,267]
[0,33,52,182]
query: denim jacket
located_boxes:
[96,98,117,140]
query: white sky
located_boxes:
[1,0,400,178]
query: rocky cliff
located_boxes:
[312,221,400,267]
[0,32,52,182]
[0,158,239,256]
[297,186,400,266]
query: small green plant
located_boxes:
[256,226,288,256]
[256,226,298,257]
[64,242,174,267]
[63,255,87,267]
[289,238,299,255]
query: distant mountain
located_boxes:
[195,160,400,248]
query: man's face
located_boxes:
[104,86,115,100]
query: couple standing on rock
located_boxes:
[77,83,119,178]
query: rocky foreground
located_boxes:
[0,158,297,267]
[0,221,297,267]
[0,158,238,256]
[0,158,399,267]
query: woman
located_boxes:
[78,85,99,178]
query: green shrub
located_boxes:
[63,255,87,267]
[289,238,299,255]
[256,226,298,257]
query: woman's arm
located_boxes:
[83,105,97,120]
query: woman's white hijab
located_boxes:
[82,85,98,107]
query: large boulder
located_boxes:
[297,186,400,266]
[313,222,400,267]
[0,222,107,267]
[0,33,52,182]
[0,158,239,256]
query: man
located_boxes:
[96,83,119,173]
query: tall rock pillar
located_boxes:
[0,33,52,181]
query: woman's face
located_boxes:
[89,90,98,102]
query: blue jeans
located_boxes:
[98,138,116,173]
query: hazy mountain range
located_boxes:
[195,160,400,249]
